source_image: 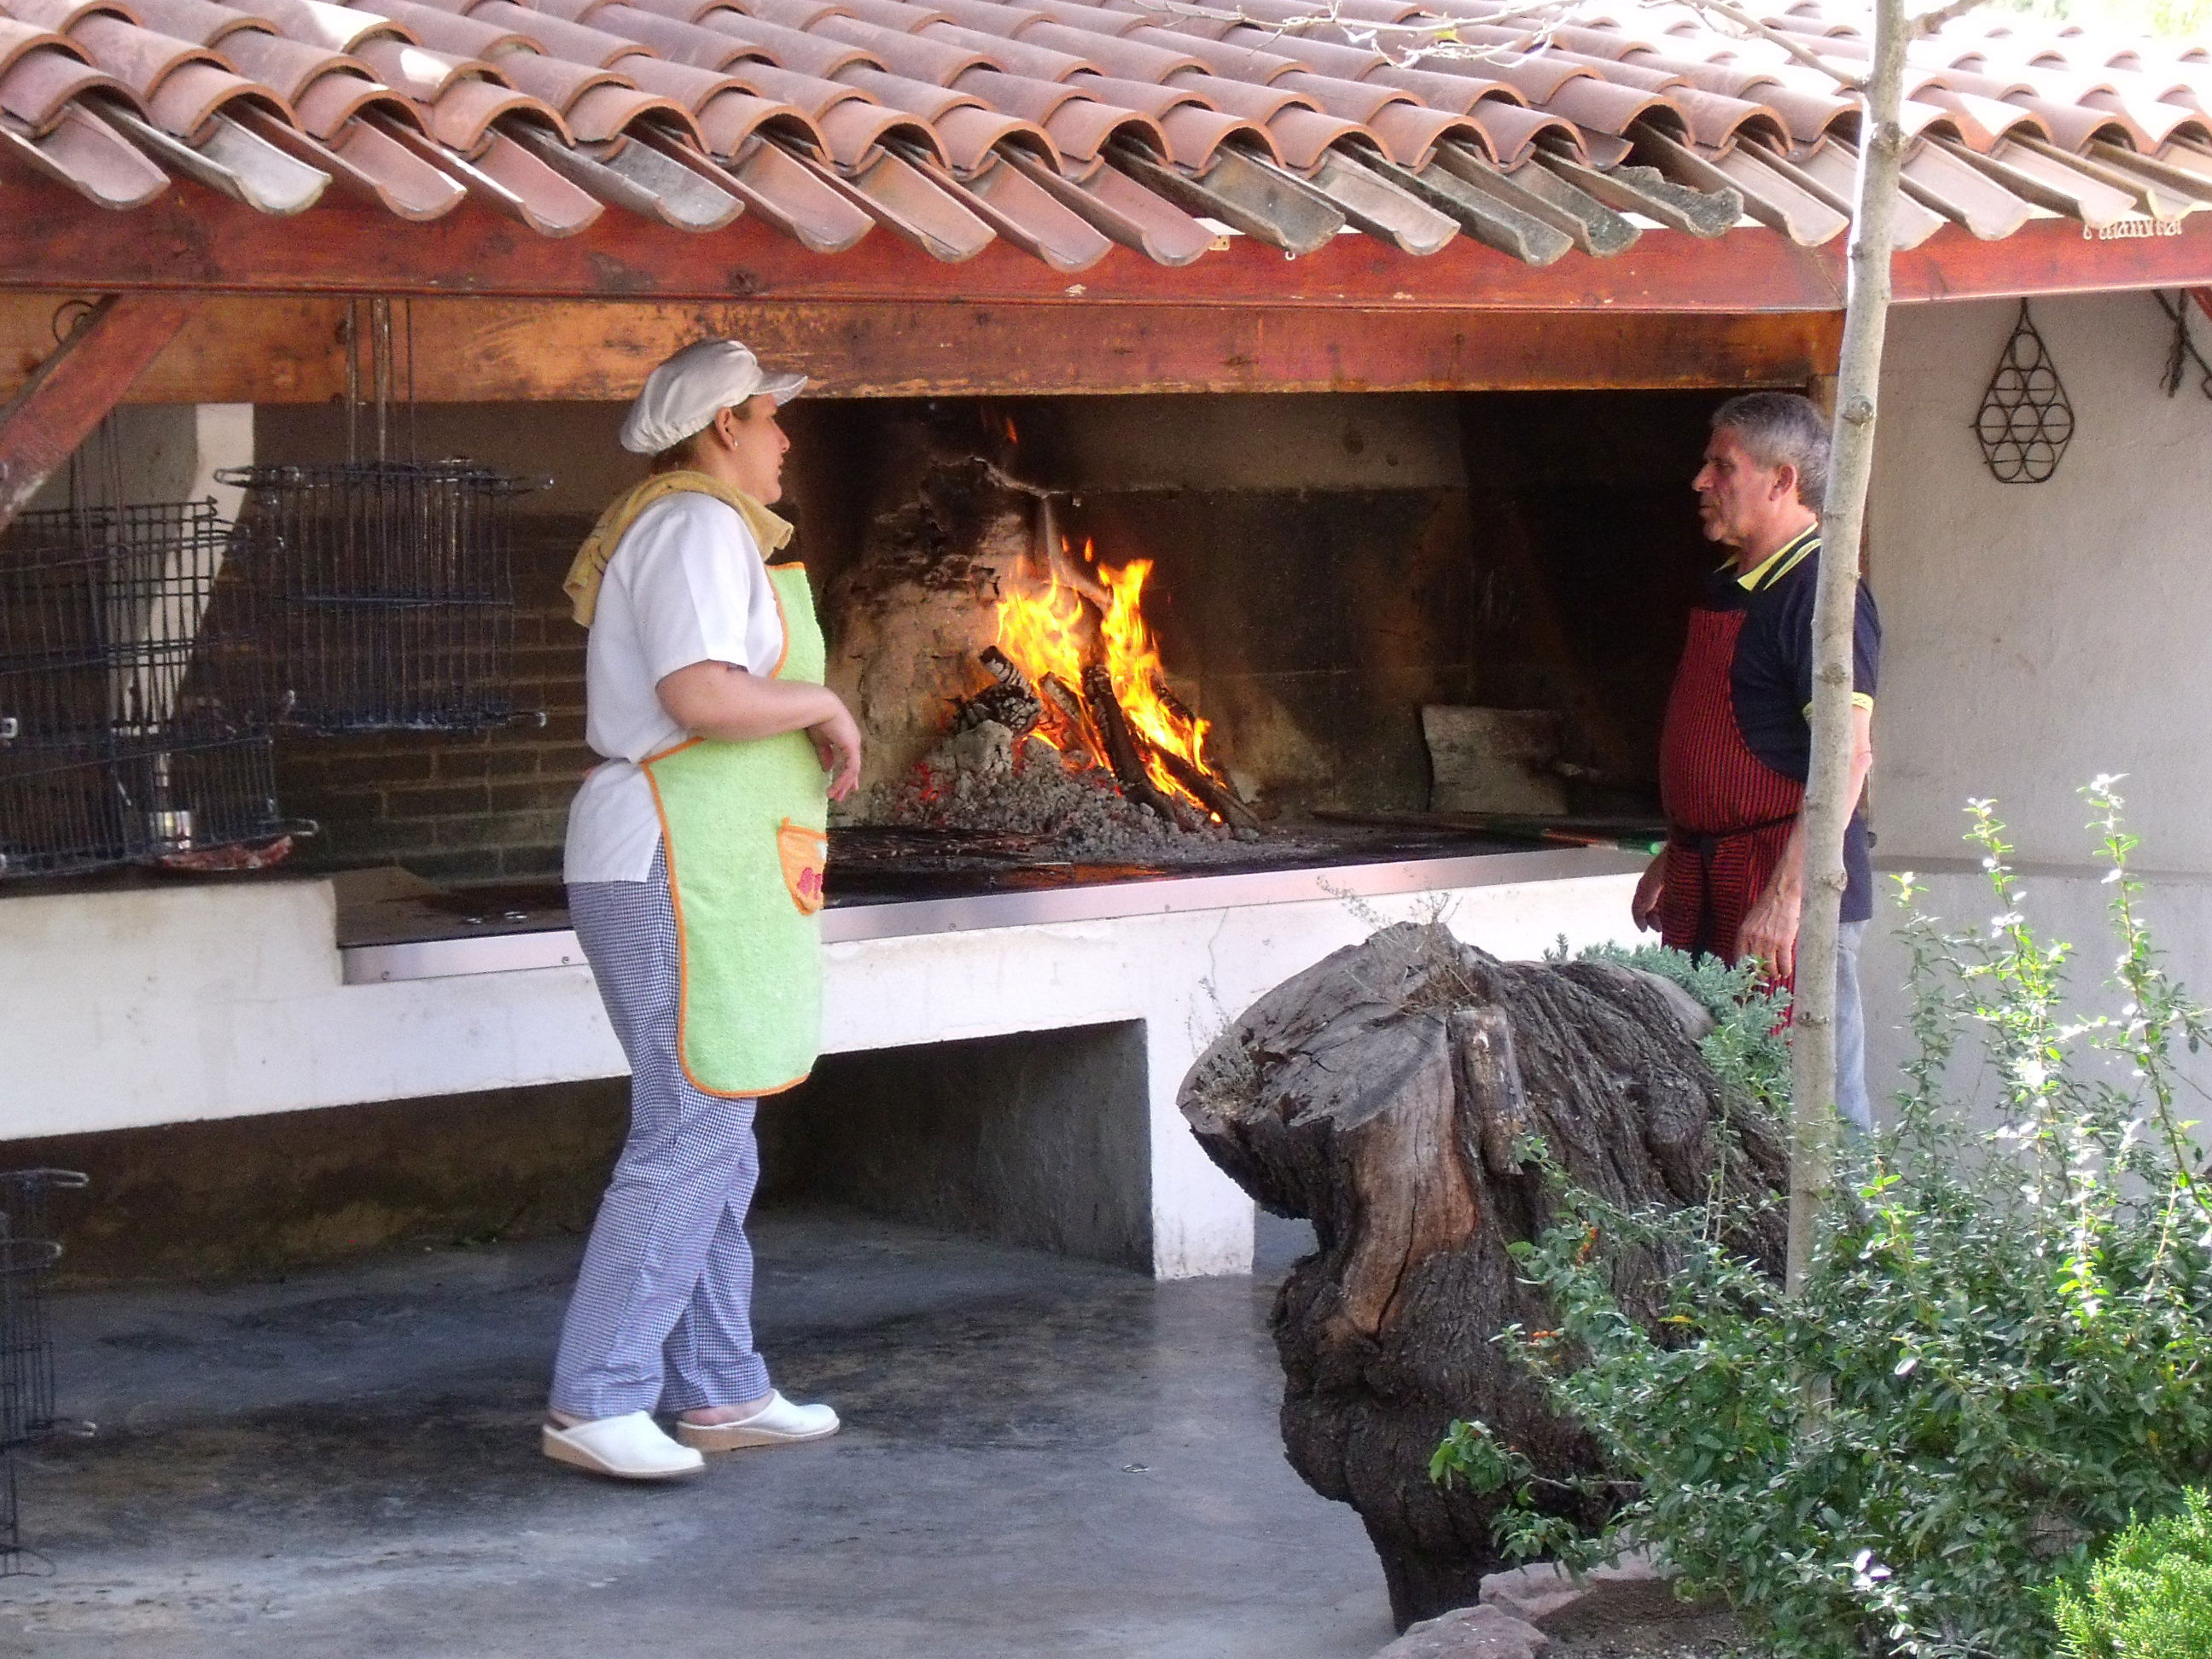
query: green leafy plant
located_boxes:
[1438,780,2212,1659]
[2048,1487,2212,1658]
[1557,935,1793,1124]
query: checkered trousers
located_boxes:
[550,846,772,1419]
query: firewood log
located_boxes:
[1080,664,1200,830]
[949,646,1042,739]
[1037,672,1102,761]
[1143,682,1260,832]
[1180,924,1787,1628]
[1147,741,1262,835]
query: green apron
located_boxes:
[640,563,829,1099]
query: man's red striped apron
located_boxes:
[1656,604,1803,966]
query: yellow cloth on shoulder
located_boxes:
[563,469,795,627]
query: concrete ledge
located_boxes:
[0,860,1640,1278]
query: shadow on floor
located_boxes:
[2,1208,1384,1659]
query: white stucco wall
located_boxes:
[1861,293,2212,1119]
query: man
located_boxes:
[541,339,863,1481]
[1633,392,1880,1132]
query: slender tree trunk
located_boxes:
[1788,0,1911,1291]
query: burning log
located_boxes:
[1179,924,1786,1628]
[950,646,1043,741]
[1037,672,1102,760]
[1149,685,1261,834]
[1081,663,1200,830]
[1147,743,1260,835]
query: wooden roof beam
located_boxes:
[0,296,1846,405]
[0,294,200,533]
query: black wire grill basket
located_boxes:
[219,462,548,733]
[1,1168,87,1579]
[0,503,288,881]
[0,731,288,880]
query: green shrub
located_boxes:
[1437,781,2212,1659]
[2049,1487,2212,1659]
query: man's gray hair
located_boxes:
[1712,392,1830,509]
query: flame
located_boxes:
[1096,558,1218,808]
[994,562,1097,760]
[993,538,1226,818]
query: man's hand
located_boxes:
[808,700,863,802]
[1738,871,1802,982]
[1632,852,1667,934]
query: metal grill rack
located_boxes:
[220,462,546,732]
[1,1169,87,1579]
[0,503,285,880]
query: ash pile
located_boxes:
[896,644,1261,862]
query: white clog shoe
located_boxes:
[542,1411,706,1481]
[674,1391,841,1452]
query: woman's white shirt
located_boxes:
[563,492,788,884]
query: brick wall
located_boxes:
[272,514,597,886]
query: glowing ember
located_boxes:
[994,539,1231,819]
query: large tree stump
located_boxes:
[1179,923,1786,1628]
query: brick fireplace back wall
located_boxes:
[270,512,598,885]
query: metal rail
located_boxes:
[339,845,1643,985]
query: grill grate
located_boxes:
[220,462,545,732]
[0,503,285,880]
[0,1168,85,1580]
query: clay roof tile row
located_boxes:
[2,0,2209,272]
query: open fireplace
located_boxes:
[789,386,1718,905]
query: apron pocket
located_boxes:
[777,819,829,915]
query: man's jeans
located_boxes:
[1836,918,1871,1133]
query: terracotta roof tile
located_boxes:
[3,0,2209,273]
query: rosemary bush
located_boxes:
[2047,1487,2212,1658]
[1435,781,2212,1658]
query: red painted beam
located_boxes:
[1889,216,2212,303]
[2,173,2206,311]
[0,294,199,530]
[2,173,1843,309]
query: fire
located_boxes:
[993,539,1229,819]
[993,565,1097,759]
[1096,558,1218,807]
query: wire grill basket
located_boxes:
[0,504,285,880]
[0,732,286,879]
[220,462,545,732]
[0,1169,86,1579]
[0,502,261,747]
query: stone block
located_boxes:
[1480,1549,1679,1633]
[1476,1563,1583,1627]
[1370,1604,1551,1659]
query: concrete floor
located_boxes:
[1,1210,1392,1659]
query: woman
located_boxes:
[543,339,863,1481]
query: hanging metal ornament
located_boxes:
[1975,299,2075,483]
[2155,290,2212,403]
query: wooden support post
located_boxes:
[0,294,199,533]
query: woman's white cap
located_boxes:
[619,340,808,456]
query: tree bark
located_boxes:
[1790,0,1908,1291]
[1181,924,1787,1628]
